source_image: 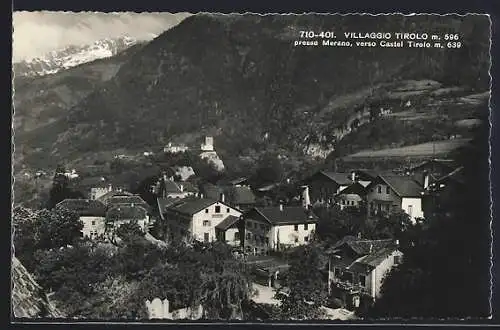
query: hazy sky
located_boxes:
[12,11,191,62]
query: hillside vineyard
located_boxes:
[11,13,492,322]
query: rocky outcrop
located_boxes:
[11,256,64,319]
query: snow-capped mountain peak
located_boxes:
[13,35,140,77]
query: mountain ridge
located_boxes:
[13,35,143,77]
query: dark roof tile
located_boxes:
[378,175,423,197]
[167,198,232,216]
[255,206,318,225]
[321,172,353,186]
[106,205,148,221]
[215,215,241,231]
[56,199,106,217]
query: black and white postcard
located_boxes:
[11,12,492,322]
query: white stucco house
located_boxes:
[165,197,242,243]
[365,174,424,223]
[55,199,107,240]
[241,205,318,255]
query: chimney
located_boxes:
[108,184,113,192]
[200,193,204,199]
[279,203,284,211]
[220,193,225,203]
[395,239,399,247]
[301,185,311,209]
[351,172,356,182]
[423,172,430,189]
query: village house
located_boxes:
[154,171,198,199]
[335,182,367,211]
[326,236,403,309]
[164,142,189,154]
[365,174,425,223]
[215,215,242,247]
[349,169,379,188]
[422,166,465,220]
[303,171,353,205]
[164,198,242,243]
[56,199,107,240]
[106,204,150,232]
[241,204,318,255]
[406,158,456,186]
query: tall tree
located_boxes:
[276,245,328,320]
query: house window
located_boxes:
[359,274,366,287]
[294,224,299,231]
[377,186,382,193]
[215,206,221,213]
[408,205,413,216]
[332,267,339,278]
[91,220,96,225]
[394,255,402,264]
[203,220,211,227]
[234,232,240,241]
[204,233,210,242]
[304,236,309,242]
[246,233,252,240]
[294,237,299,243]
[304,223,308,230]
[386,186,390,194]
[343,271,353,283]
[227,208,230,213]
[205,209,209,213]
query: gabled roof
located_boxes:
[352,169,379,181]
[318,171,353,186]
[157,197,184,214]
[56,199,106,217]
[328,236,399,269]
[106,195,149,208]
[167,198,235,216]
[106,204,148,221]
[331,236,394,255]
[215,215,241,231]
[376,175,423,198]
[97,190,133,203]
[162,179,184,194]
[338,182,367,196]
[253,206,318,226]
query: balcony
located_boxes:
[331,277,368,295]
